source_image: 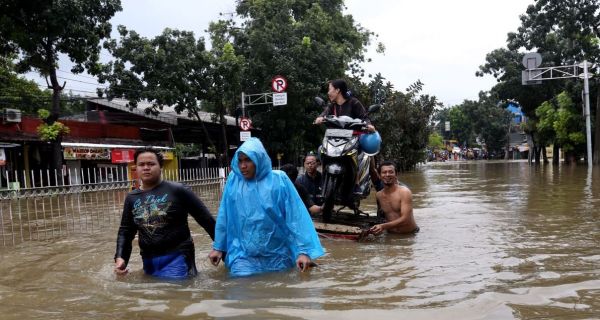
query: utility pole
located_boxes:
[522,52,593,167]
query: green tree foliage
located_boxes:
[0,0,122,173]
[206,22,245,164]
[536,92,585,158]
[216,0,373,161]
[471,93,512,154]
[174,143,200,159]
[372,80,440,171]
[36,109,70,141]
[437,93,511,155]
[102,25,248,165]
[427,132,444,150]
[100,27,224,159]
[448,102,474,146]
[477,0,600,164]
[0,55,51,114]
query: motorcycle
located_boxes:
[317,102,381,223]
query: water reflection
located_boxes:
[0,161,598,319]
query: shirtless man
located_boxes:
[369,160,419,235]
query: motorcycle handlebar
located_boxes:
[321,116,369,131]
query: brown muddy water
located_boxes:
[0,161,598,319]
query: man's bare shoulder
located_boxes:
[397,185,412,198]
[377,184,411,196]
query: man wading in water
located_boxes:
[370,161,419,235]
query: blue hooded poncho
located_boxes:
[213,138,325,276]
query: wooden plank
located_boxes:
[313,221,363,234]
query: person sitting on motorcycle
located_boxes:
[314,79,383,193]
[314,79,376,133]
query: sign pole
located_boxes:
[241,92,246,118]
[583,60,592,167]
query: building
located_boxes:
[0,99,241,189]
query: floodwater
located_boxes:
[0,161,598,319]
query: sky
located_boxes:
[28,0,534,107]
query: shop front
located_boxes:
[61,143,177,186]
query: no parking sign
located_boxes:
[239,117,252,131]
[271,75,288,93]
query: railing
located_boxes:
[0,167,229,246]
[0,167,229,199]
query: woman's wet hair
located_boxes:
[329,79,351,99]
[134,148,164,167]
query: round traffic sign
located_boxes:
[271,75,288,93]
[239,117,252,131]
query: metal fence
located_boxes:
[0,167,228,247]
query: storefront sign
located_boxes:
[64,147,111,160]
[111,149,135,163]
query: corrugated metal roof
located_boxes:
[87,98,238,126]
[87,98,178,125]
[61,142,173,150]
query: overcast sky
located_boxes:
[31,0,534,107]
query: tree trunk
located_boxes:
[552,144,560,165]
[191,109,218,162]
[47,60,64,185]
[527,133,534,164]
[542,146,548,163]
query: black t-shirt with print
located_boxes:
[115,180,215,266]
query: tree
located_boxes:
[0,55,51,114]
[215,0,373,161]
[206,21,245,165]
[470,93,512,155]
[478,0,600,164]
[372,80,440,171]
[428,132,444,150]
[0,0,122,176]
[100,27,225,160]
[447,104,473,146]
[536,92,585,163]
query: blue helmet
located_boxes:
[359,131,381,155]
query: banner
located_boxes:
[63,147,111,160]
[111,149,135,163]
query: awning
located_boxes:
[61,142,173,150]
[0,142,21,148]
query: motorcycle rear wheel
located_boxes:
[322,175,338,223]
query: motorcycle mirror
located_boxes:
[367,104,381,113]
[314,96,326,107]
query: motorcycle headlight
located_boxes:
[342,136,359,154]
[326,141,345,157]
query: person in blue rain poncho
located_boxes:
[208,138,325,276]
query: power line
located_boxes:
[56,75,106,87]
[56,69,101,81]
